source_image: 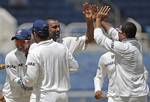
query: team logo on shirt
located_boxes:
[6,65,16,69]
[18,63,24,66]
[111,41,114,49]
[105,61,114,67]
[27,62,35,66]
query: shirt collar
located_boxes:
[38,39,54,45]
[122,38,137,43]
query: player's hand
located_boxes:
[0,93,5,102]
[91,4,99,20]
[96,5,111,20]
[82,2,93,20]
[95,90,105,99]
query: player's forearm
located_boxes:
[5,65,18,82]
[95,18,102,28]
[94,28,106,45]
[14,77,33,90]
[86,19,94,43]
[69,59,79,71]
[101,21,112,32]
[94,77,103,92]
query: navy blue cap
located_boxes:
[11,29,31,40]
[32,19,49,36]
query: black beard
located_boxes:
[51,32,60,41]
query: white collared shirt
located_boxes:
[3,49,31,98]
[94,28,149,97]
[94,52,117,97]
[62,36,86,54]
[23,40,79,94]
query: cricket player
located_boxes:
[94,6,149,102]
[94,20,149,102]
[94,8,149,101]
[15,20,79,102]
[47,18,86,54]
[2,28,32,102]
[94,52,149,102]
[47,3,97,54]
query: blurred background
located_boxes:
[0,0,150,102]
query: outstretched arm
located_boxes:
[83,3,99,43]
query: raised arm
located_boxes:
[82,3,99,43]
[102,21,119,40]
[94,6,134,57]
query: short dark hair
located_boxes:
[121,22,137,38]
[32,26,49,40]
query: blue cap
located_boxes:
[11,29,31,40]
[32,19,49,36]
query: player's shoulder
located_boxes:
[5,49,17,61]
[6,49,17,58]
[54,41,67,50]
[63,36,85,41]
[62,36,76,41]
[101,52,114,59]
[99,52,114,63]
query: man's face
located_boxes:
[48,20,60,40]
[116,27,126,41]
[15,39,31,54]
[118,32,126,41]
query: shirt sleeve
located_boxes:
[22,52,40,87]
[94,57,107,92]
[5,54,18,82]
[94,28,132,56]
[144,66,148,82]
[108,27,119,40]
[66,48,79,72]
[63,36,86,54]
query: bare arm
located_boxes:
[83,3,99,43]
[101,21,112,31]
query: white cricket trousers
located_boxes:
[30,91,68,102]
[4,95,30,102]
[108,95,148,102]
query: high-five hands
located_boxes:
[82,2,99,21]
[96,5,111,20]
[96,5,111,28]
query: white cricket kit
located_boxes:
[28,36,85,72]
[22,39,79,102]
[94,52,116,97]
[2,49,31,102]
[62,36,86,54]
[107,28,119,41]
[108,27,149,82]
[94,28,149,97]
[94,52,148,102]
[29,36,86,54]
